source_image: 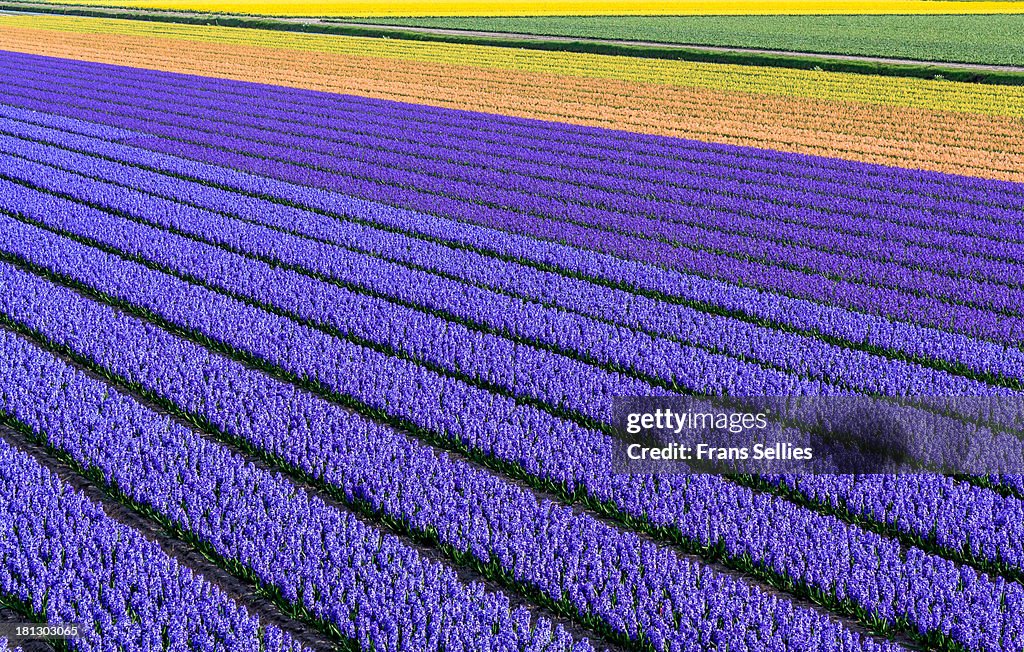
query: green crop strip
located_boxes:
[335,15,1024,68]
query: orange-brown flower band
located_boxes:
[0,21,1020,181]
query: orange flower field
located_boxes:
[0,15,1021,180]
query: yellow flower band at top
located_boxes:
[24,0,1024,16]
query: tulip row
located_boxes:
[0,412,310,652]
[8,53,1024,237]
[0,327,586,652]
[2,75,1019,342]
[1,203,1021,652]
[2,104,1020,396]
[0,258,909,652]
[6,67,1024,285]
[0,160,823,403]
[6,139,1024,559]
[3,151,1023,549]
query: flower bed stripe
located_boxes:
[0,432,310,652]
[0,328,586,652]
[3,103,1021,395]
[0,206,1020,652]
[0,20,1021,180]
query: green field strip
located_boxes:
[336,15,1024,67]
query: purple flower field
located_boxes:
[0,47,1022,652]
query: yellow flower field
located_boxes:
[5,14,1022,119]
[25,0,1024,15]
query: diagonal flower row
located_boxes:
[0,185,1021,652]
